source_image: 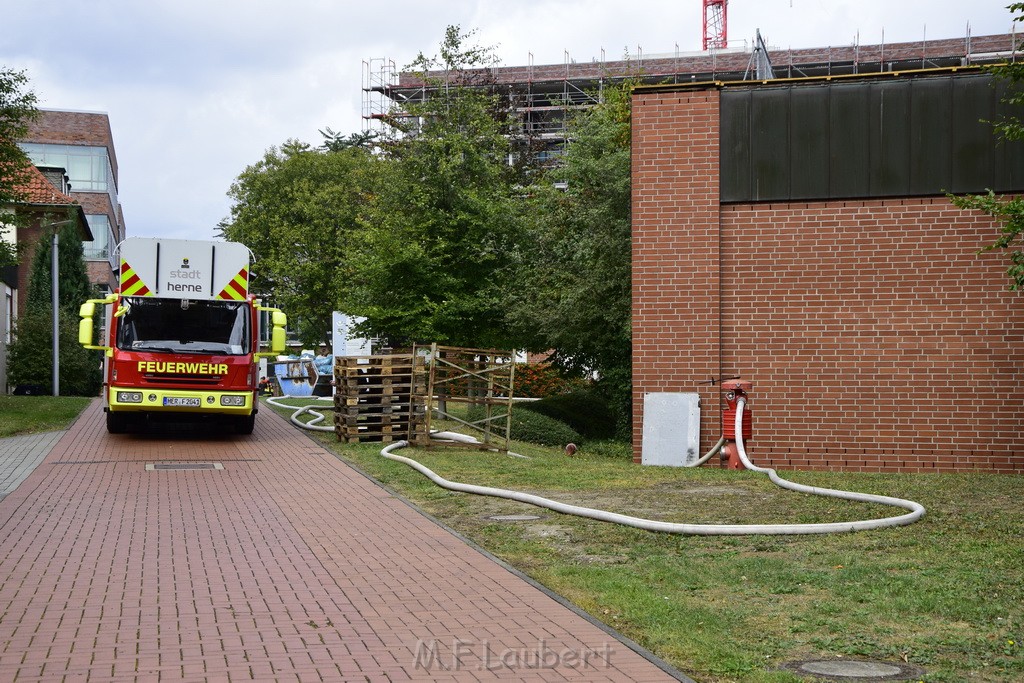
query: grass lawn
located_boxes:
[0,395,92,437]
[267,397,1022,682]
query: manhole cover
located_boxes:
[487,514,542,522]
[782,659,924,681]
[146,462,224,471]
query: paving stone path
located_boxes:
[0,400,684,681]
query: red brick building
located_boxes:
[1,164,91,390]
[631,67,1024,474]
[20,109,127,294]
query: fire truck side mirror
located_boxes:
[256,307,288,357]
[270,311,288,354]
[78,297,113,354]
[78,317,93,346]
[271,326,286,354]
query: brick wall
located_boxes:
[23,110,124,293]
[26,110,118,184]
[75,193,117,292]
[632,90,723,464]
[632,89,1024,473]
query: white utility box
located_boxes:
[641,392,701,467]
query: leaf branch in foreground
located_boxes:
[950,190,1024,290]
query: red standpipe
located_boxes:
[720,379,752,469]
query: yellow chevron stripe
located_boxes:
[217,270,248,300]
[120,264,152,296]
[232,271,247,289]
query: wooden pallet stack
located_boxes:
[332,354,428,443]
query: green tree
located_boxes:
[6,214,100,396]
[347,26,528,349]
[950,2,1024,290]
[509,81,634,432]
[0,67,40,268]
[6,309,101,396]
[26,216,95,311]
[219,139,378,347]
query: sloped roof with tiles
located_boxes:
[10,164,92,240]
[18,164,77,206]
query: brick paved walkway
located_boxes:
[0,400,682,682]
[0,430,63,502]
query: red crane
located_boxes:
[703,0,728,51]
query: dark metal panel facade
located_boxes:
[719,90,751,202]
[993,77,1024,192]
[951,76,994,193]
[789,85,829,199]
[829,84,871,197]
[869,82,911,196]
[720,73,1024,202]
[908,78,954,195]
[749,88,791,200]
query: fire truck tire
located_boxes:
[106,411,128,434]
[236,413,256,435]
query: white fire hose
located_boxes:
[270,395,925,535]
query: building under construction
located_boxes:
[363,31,1020,159]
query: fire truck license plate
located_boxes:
[165,397,201,407]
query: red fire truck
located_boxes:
[78,237,287,434]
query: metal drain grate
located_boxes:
[146,462,224,471]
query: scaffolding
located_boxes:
[414,344,515,452]
[360,32,1019,146]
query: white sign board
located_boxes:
[331,312,372,357]
[119,238,251,300]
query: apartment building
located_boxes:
[20,109,127,294]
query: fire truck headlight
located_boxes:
[220,395,247,407]
[116,391,143,403]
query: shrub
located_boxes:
[6,309,102,397]
[514,362,571,398]
[517,390,618,440]
[467,404,581,447]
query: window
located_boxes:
[83,214,114,261]
[3,289,11,345]
[20,143,113,192]
[116,297,251,356]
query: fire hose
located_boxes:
[270,396,924,535]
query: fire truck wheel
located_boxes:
[106,411,128,434]
[236,413,256,435]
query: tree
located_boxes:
[6,308,101,396]
[0,67,39,268]
[5,214,101,396]
[219,139,378,347]
[346,26,529,349]
[509,81,634,432]
[950,2,1024,290]
[26,215,95,311]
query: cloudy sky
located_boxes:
[2,0,1019,242]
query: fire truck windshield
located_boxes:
[117,297,250,356]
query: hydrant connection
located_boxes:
[721,379,752,469]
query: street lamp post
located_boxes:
[44,219,76,397]
[51,226,59,396]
